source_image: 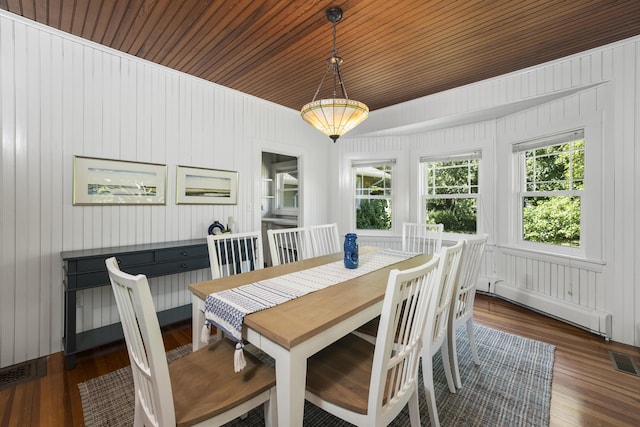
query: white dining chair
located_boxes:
[267,226,310,266]
[349,241,463,427]
[105,257,277,427]
[402,222,444,254]
[421,239,464,427]
[305,254,441,427]
[201,231,264,347]
[207,231,265,279]
[307,223,341,256]
[447,233,488,389]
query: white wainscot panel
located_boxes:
[494,246,610,339]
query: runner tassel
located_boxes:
[200,324,210,344]
[234,342,247,373]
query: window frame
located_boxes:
[419,150,482,236]
[512,129,586,257]
[352,159,397,235]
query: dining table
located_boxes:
[188,246,431,426]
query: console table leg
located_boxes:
[64,354,76,370]
[64,290,77,370]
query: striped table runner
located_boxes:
[204,249,415,370]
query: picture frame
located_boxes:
[176,165,238,205]
[73,156,167,205]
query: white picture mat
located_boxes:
[73,156,167,205]
[176,165,238,204]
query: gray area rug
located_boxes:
[79,325,554,426]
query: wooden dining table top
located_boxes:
[188,246,431,350]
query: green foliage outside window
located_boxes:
[522,196,580,246]
[426,198,477,234]
[424,159,478,234]
[356,199,391,230]
[521,139,583,247]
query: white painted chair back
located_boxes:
[207,231,264,279]
[305,254,441,426]
[448,233,488,388]
[267,226,310,266]
[106,256,177,426]
[368,256,441,426]
[308,223,341,256]
[402,222,444,254]
[421,239,464,427]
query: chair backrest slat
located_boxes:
[427,240,464,352]
[402,222,444,254]
[452,234,488,323]
[308,223,341,257]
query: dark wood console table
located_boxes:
[61,239,209,369]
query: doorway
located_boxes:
[261,151,300,265]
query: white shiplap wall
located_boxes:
[330,36,640,346]
[2,9,639,369]
[0,11,329,368]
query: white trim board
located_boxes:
[494,282,612,339]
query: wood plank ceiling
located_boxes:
[2,0,640,112]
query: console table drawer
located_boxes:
[65,264,155,290]
[65,252,155,274]
[153,257,210,276]
[155,245,209,262]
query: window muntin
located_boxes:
[353,161,394,231]
[421,152,480,234]
[516,131,584,248]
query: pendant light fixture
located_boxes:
[300,7,369,142]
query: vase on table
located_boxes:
[343,233,359,269]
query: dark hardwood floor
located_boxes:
[1,293,639,426]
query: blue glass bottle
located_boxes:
[343,233,359,269]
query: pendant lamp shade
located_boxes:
[300,7,368,142]
[301,98,369,142]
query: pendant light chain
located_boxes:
[331,21,339,99]
[300,6,369,142]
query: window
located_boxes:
[420,151,481,234]
[273,160,298,214]
[514,130,584,248]
[353,160,395,231]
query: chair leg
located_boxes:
[133,398,144,427]
[448,323,462,389]
[408,388,421,427]
[467,318,480,365]
[421,354,440,427]
[440,335,457,393]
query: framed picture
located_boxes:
[73,156,167,205]
[176,165,238,205]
